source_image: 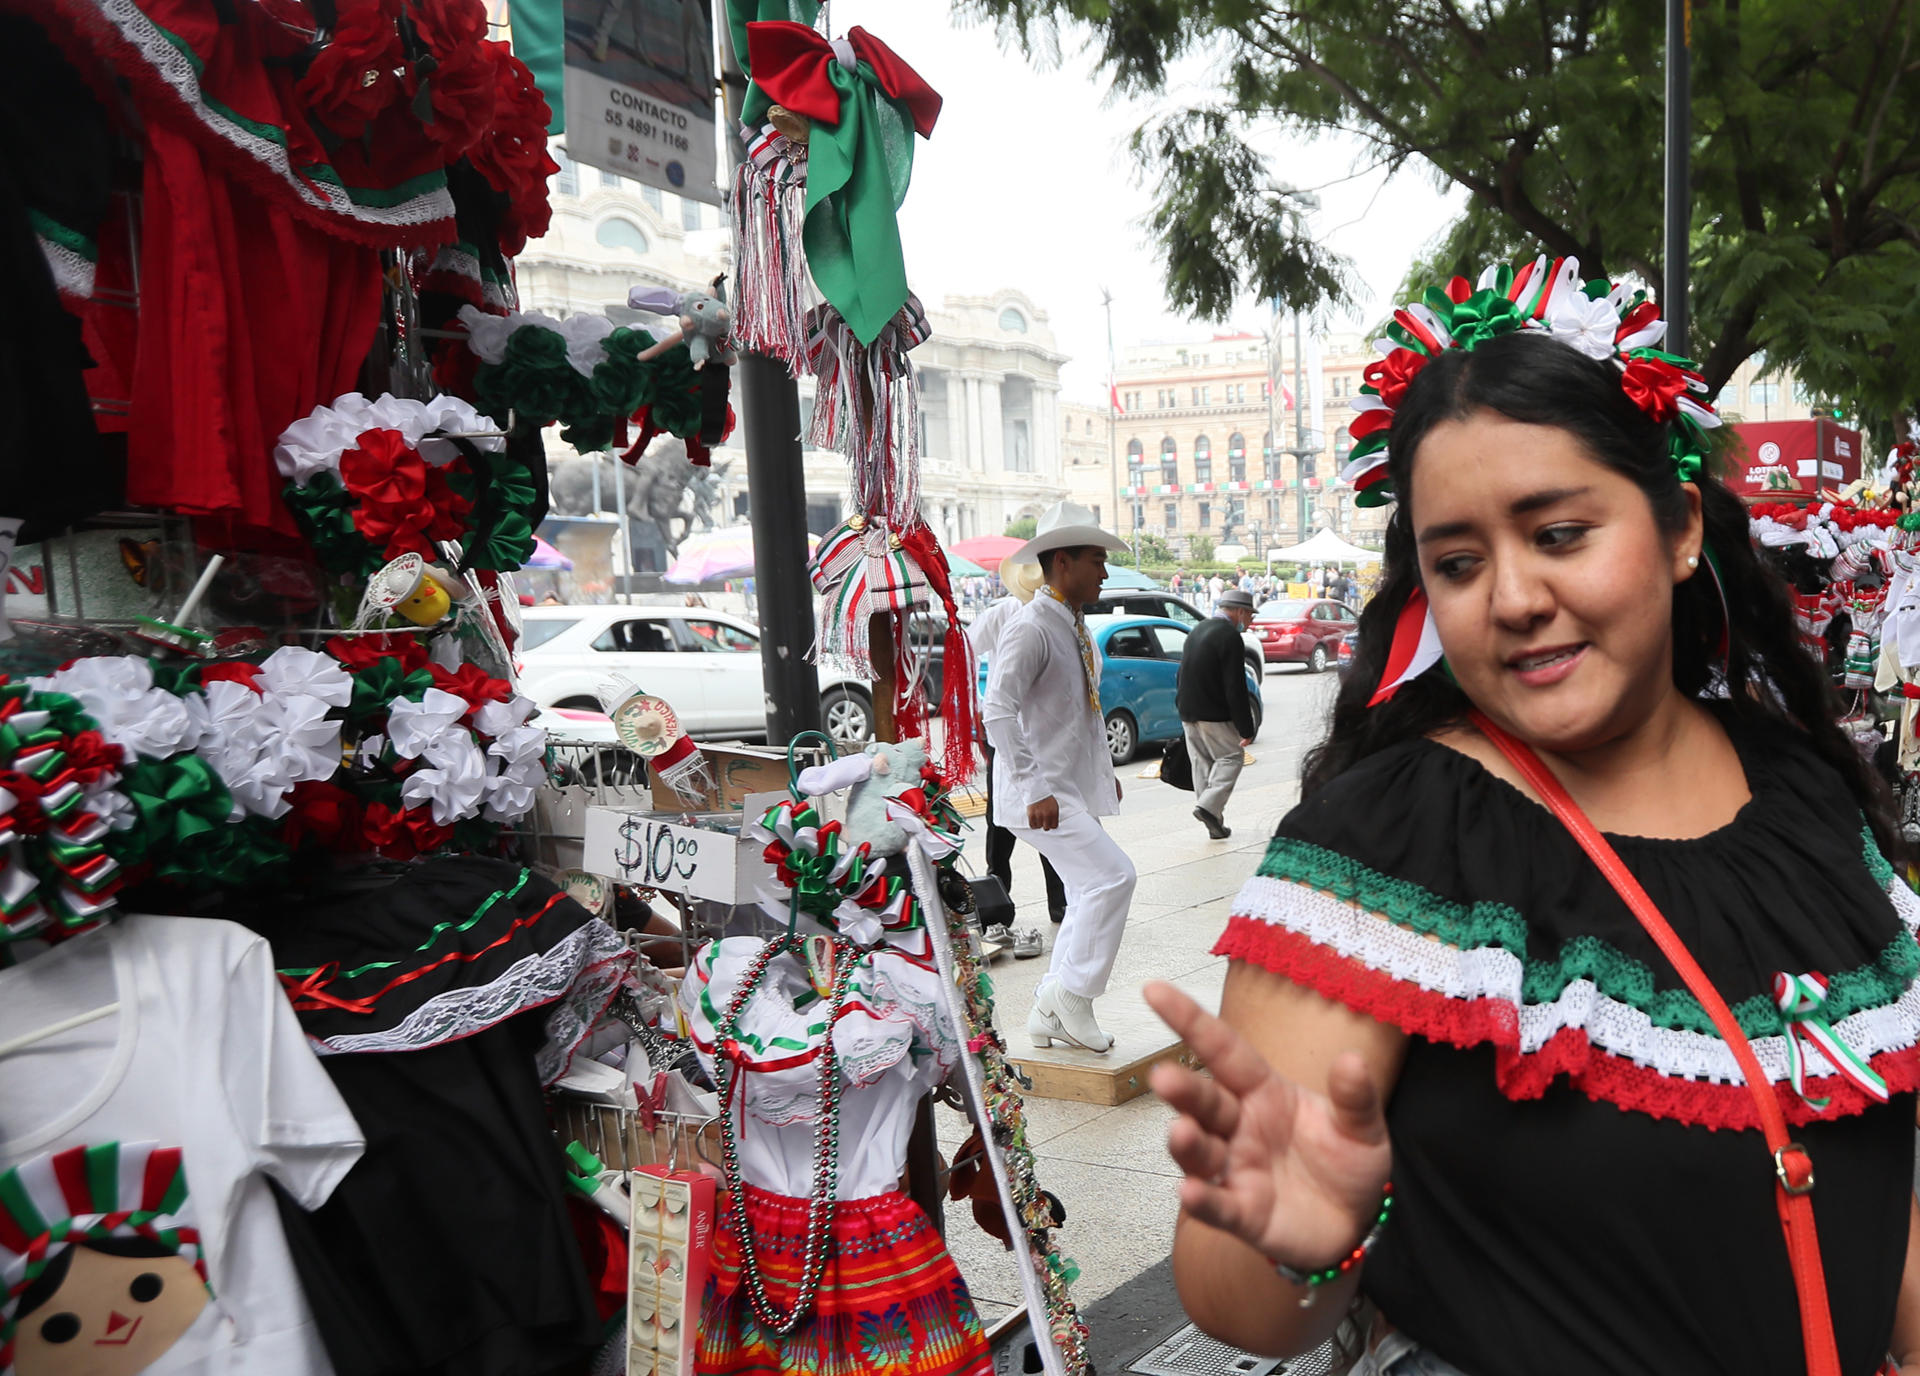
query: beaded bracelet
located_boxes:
[1274,1182,1394,1308]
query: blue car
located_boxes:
[979,615,1264,765]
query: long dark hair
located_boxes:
[1300,332,1900,857]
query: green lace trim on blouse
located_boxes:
[1257,833,1918,1039]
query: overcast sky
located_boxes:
[815,3,1465,402]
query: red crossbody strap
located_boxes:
[1468,711,1843,1376]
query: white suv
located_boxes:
[516,605,875,742]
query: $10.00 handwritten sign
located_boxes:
[582,807,743,901]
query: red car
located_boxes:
[1255,598,1359,671]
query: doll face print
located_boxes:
[11,1242,209,1376]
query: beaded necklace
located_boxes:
[714,933,860,1334]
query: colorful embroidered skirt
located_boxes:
[698,1185,992,1376]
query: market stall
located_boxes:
[0,4,1086,1376]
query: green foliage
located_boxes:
[1188,534,1216,563]
[958,0,1920,436]
[1119,532,1175,567]
[1004,516,1037,539]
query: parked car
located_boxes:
[1085,588,1266,677]
[516,605,876,743]
[978,615,1263,765]
[1254,598,1359,671]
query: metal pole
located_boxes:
[1104,289,1123,556]
[1664,0,1691,354]
[721,21,821,745]
[1293,312,1308,540]
[611,451,629,604]
[1264,308,1279,538]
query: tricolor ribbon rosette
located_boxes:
[1773,970,1890,1112]
[275,391,541,576]
[0,680,134,951]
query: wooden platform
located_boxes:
[1010,1038,1197,1106]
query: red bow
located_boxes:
[746,22,942,138]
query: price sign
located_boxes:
[582,807,749,903]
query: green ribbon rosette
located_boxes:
[119,755,236,867]
[347,659,433,722]
[285,474,385,579]
[474,325,591,427]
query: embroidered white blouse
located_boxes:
[678,938,956,1200]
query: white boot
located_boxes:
[1027,979,1114,1053]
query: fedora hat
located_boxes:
[1009,500,1129,566]
[1217,589,1256,610]
[998,556,1046,604]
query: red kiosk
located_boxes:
[1726,419,1865,501]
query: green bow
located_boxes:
[286,475,384,578]
[348,661,432,720]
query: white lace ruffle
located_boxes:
[311,919,632,1082]
[1232,872,1920,1087]
[37,234,95,300]
[679,938,957,1128]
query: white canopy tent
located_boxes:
[1265,528,1383,564]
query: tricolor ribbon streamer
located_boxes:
[1772,971,1889,1111]
[1368,586,1446,707]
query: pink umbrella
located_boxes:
[950,534,1026,568]
[528,536,573,570]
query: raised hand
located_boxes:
[1144,980,1393,1273]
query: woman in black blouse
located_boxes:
[1148,270,1920,1375]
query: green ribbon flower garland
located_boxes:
[471,322,708,454]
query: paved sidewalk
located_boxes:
[937,667,1333,1330]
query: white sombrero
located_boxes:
[1009,500,1129,566]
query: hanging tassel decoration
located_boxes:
[728,120,814,367]
[804,298,931,530]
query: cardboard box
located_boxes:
[647,743,816,814]
[628,1167,715,1376]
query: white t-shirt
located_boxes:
[0,916,364,1376]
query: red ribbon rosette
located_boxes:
[1363,349,1431,410]
[1619,355,1691,424]
[405,0,499,157]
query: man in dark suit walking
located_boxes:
[1176,589,1258,839]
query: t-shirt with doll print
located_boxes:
[0,915,364,1376]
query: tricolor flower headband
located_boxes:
[1358,256,1726,704]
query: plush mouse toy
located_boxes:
[627,280,739,371]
